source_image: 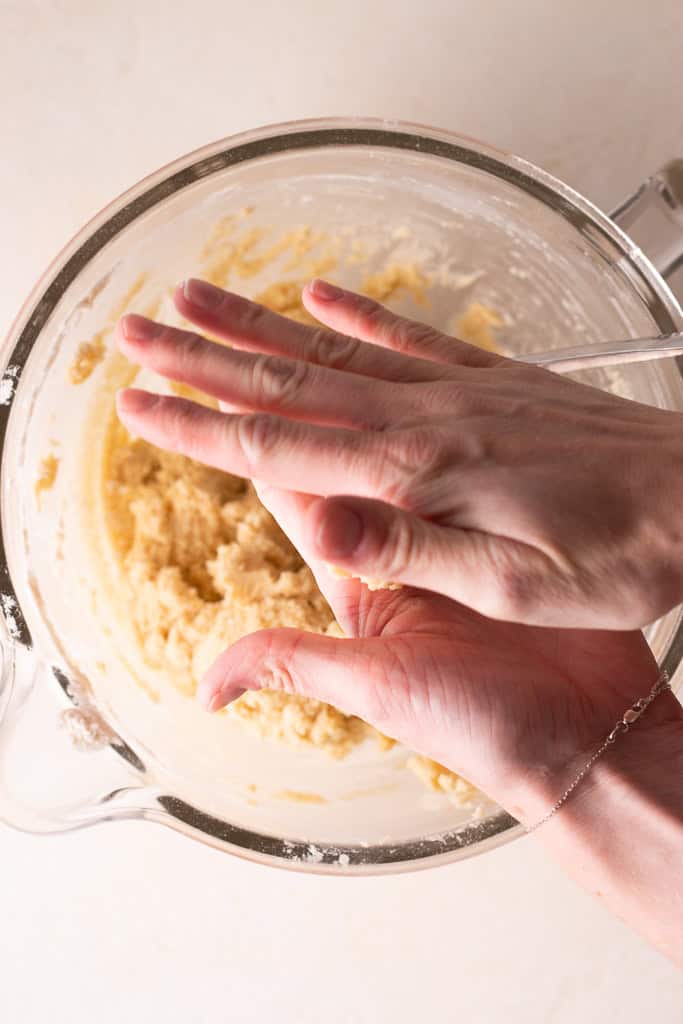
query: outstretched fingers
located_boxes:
[117,313,410,430]
[174,278,447,382]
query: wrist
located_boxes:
[526,685,683,968]
[500,677,683,829]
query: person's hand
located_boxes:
[112,285,671,816]
[187,481,676,821]
[115,278,683,631]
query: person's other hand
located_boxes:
[197,482,669,822]
[115,278,683,630]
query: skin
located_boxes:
[115,278,683,965]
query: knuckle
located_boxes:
[250,353,308,407]
[176,330,209,374]
[238,300,271,332]
[261,631,312,698]
[354,297,386,334]
[262,654,299,696]
[237,411,281,467]
[165,397,204,453]
[390,319,442,355]
[391,428,445,473]
[378,428,446,503]
[381,515,418,577]
[306,327,362,371]
[447,418,494,465]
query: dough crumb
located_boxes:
[455,301,504,351]
[276,790,327,804]
[361,263,429,305]
[227,689,382,759]
[69,332,107,384]
[325,564,403,591]
[69,274,149,384]
[35,454,59,503]
[254,281,317,324]
[406,755,478,805]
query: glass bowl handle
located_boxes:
[610,159,683,282]
[0,619,154,834]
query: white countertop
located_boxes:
[2,1,683,1019]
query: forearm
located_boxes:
[516,692,683,966]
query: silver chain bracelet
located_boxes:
[525,669,671,833]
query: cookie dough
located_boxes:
[34,453,59,503]
[407,755,479,803]
[325,564,404,591]
[103,422,390,758]
[69,275,150,384]
[454,301,504,351]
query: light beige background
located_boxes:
[1,1,683,1020]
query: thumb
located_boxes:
[197,627,401,729]
[307,494,478,598]
[306,494,545,621]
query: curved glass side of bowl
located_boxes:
[1,122,682,874]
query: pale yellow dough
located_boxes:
[407,755,479,803]
[69,275,149,384]
[103,424,389,758]
[34,453,59,503]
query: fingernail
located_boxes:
[119,314,163,343]
[116,388,161,414]
[207,693,225,712]
[196,676,217,709]
[198,683,246,712]
[316,501,363,558]
[182,278,224,311]
[308,279,344,302]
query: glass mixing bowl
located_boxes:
[2,118,683,874]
